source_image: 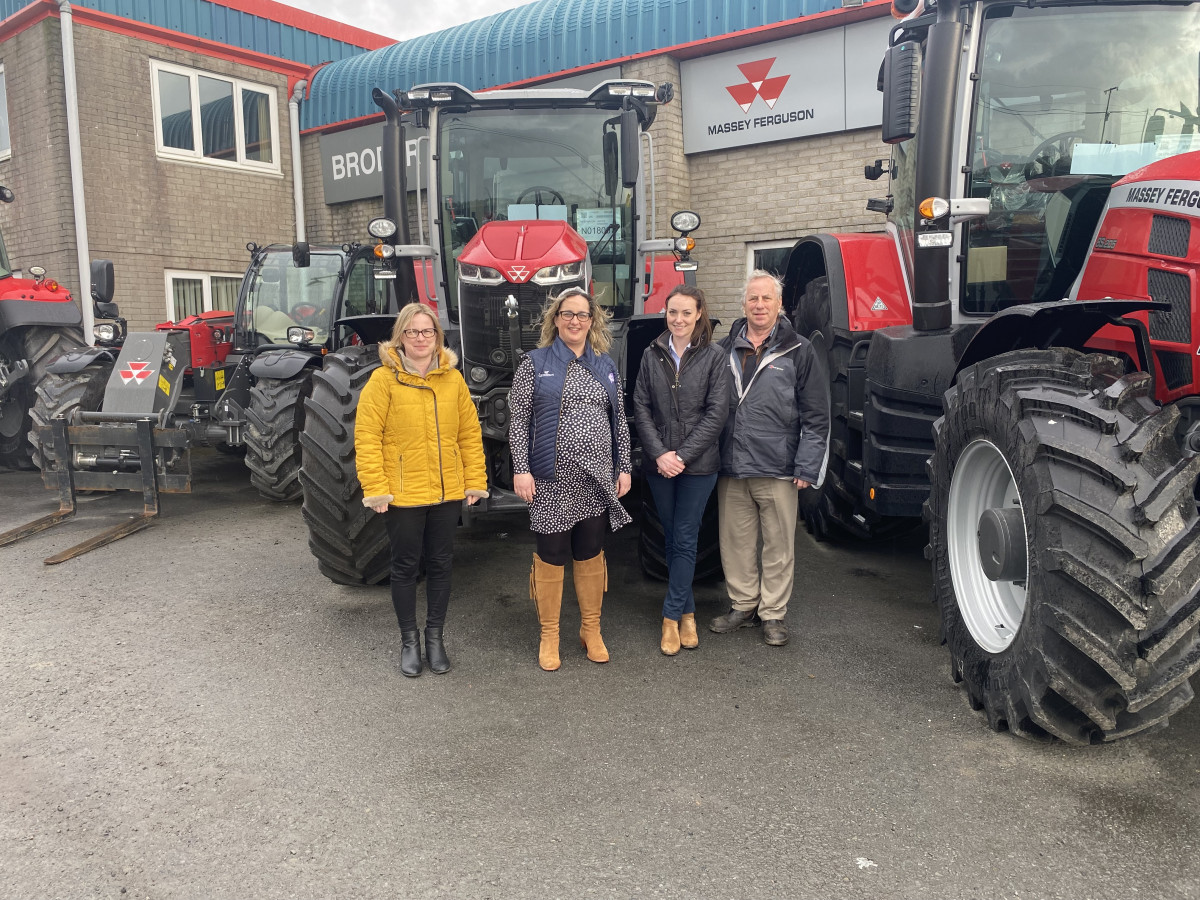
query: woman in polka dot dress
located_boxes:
[508,287,632,671]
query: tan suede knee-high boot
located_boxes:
[530,554,564,671]
[573,552,609,663]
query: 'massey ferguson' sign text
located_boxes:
[680,17,891,154]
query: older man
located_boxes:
[709,270,830,646]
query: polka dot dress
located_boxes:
[509,355,632,534]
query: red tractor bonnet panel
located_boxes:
[458,220,588,284]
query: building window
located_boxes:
[746,240,795,280]
[150,61,278,171]
[166,271,242,321]
[0,64,11,161]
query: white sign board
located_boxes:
[680,17,892,154]
[575,208,622,241]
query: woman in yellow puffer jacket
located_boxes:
[355,303,488,678]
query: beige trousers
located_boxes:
[717,476,799,621]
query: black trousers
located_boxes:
[535,513,607,567]
[383,501,460,631]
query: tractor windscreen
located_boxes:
[238,249,343,346]
[436,105,636,322]
[959,3,1200,314]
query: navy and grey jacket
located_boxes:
[717,316,830,485]
[519,336,623,480]
[632,331,731,476]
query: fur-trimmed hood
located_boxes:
[378,341,459,375]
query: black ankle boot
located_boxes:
[400,629,423,677]
[424,626,451,674]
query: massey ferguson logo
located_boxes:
[508,265,530,283]
[726,58,790,113]
[119,361,153,385]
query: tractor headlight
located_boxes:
[374,243,396,259]
[94,323,115,342]
[459,263,504,285]
[670,210,701,234]
[368,217,398,239]
[532,261,584,285]
[469,366,488,383]
[287,326,316,345]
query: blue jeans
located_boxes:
[646,471,719,620]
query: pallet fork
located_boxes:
[0,413,191,564]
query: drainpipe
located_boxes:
[58,1,93,344]
[289,80,307,242]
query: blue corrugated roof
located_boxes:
[0,0,378,65]
[302,0,844,130]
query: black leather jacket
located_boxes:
[633,331,731,476]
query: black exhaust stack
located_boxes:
[372,87,418,305]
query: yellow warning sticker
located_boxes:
[215,369,226,391]
[158,374,170,395]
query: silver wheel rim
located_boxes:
[947,438,1027,653]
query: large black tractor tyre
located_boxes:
[793,277,910,541]
[1,326,86,468]
[28,361,113,478]
[299,347,390,585]
[245,375,310,501]
[637,476,722,583]
[927,348,1200,744]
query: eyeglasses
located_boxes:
[557,310,593,322]
[402,328,437,338]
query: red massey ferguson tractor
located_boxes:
[296,81,698,585]
[784,0,1200,742]
[0,185,87,468]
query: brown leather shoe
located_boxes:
[679,613,699,649]
[708,607,761,633]
[661,618,681,656]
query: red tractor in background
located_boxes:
[0,185,87,469]
[783,0,1200,742]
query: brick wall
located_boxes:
[73,26,298,328]
[0,20,77,297]
[1,18,299,330]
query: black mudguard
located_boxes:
[46,345,115,375]
[249,348,320,380]
[954,299,1168,378]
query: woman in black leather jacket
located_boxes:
[633,285,731,655]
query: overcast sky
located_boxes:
[285,0,533,42]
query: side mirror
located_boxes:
[881,41,922,145]
[603,130,619,197]
[620,107,640,189]
[292,242,311,268]
[1143,114,1165,145]
[90,259,115,307]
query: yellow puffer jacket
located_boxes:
[354,344,488,508]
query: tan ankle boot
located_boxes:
[573,552,609,663]
[530,554,564,671]
[661,618,681,656]
[679,613,699,649]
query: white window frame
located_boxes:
[0,63,11,162]
[745,239,796,279]
[164,270,244,321]
[149,60,280,173]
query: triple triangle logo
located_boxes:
[726,58,790,114]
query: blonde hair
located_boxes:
[384,302,444,359]
[537,286,613,355]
